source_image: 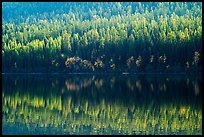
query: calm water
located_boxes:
[2,74,202,135]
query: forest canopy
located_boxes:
[2,2,202,73]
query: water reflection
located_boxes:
[2,74,202,135]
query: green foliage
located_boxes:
[2,2,202,73]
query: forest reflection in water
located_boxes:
[2,74,202,135]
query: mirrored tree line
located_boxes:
[2,2,202,73]
[2,76,202,134]
[2,75,202,134]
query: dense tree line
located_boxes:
[2,2,202,73]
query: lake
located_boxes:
[2,74,202,135]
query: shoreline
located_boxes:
[2,72,202,75]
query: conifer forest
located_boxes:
[2,2,202,73]
[2,2,202,135]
